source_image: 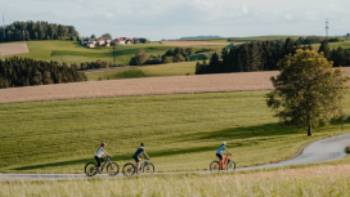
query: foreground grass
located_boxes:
[1,164,349,197]
[85,61,196,80]
[0,91,350,173]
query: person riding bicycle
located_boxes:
[216,141,227,170]
[133,143,150,173]
[95,142,109,173]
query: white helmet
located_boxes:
[223,141,227,145]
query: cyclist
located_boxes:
[95,142,108,173]
[133,142,150,173]
[216,142,227,170]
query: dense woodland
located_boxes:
[129,48,209,66]
[0,57,86,88]
[196,39,350,74]
[0,21,79,42]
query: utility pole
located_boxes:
[112,44,117,67]
[1,14,4,41]
[325,19,329,38]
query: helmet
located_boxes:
[140,142,144,147]
[223,141,227,145]
[100,142,105,147]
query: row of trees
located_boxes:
[0,57,86,88]
[0,21,79,42]
[196,38,350,74]
[129,48,209,66]
[318,41,350,67]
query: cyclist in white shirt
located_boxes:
[95,143,107,172]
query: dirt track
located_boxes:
[0,68,349,103]
[0,42,29,56]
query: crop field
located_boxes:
[0,42,29,56]
[1,68,349,103]
[0,90,350,173]
[86,61,197,80]
[12,40,226,64]
[1,164,350,197]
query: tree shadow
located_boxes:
[175,123,302,143]
[13,146,217,171]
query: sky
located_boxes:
[0,0,349,40]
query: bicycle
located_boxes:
[122,159,155,176]
[84,156,120,177]
[209,153,237,172]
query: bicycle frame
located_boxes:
[100,157,112,172]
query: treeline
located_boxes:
[0,57,86,88]
[0,21,79,42]
[319,41,350,67]
[129,48,210,66]
[196,39,350,74]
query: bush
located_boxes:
[345,146,350,154]
[114,69,146,79]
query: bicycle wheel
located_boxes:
[107,162,120,176]
[209,160,220,171]
[84,162,98,177]
[122,162,136,176]
[227,160,237,171]
[142,162,155,174]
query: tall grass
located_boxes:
[1,165,349,197]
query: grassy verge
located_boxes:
[85,61,196,80]
[1,165,349,197]
[1,91,350,173]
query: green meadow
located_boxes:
[0,91,349,173]
[17,40,224,65]
[85,61,196,80]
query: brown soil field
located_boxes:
[0,68,349,103]
[162,40,229,47]
[0,42,29,56]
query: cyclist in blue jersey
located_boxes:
[216,142,227,169]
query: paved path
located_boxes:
[0,134,349,181]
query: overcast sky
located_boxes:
[1,0,349,40]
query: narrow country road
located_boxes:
[0,133,349,181]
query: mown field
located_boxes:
[85,61,196,80]
[1,164,350,197]
[16,40,225,65]
[0,91,349,173]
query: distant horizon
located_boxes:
[1,0,349,40]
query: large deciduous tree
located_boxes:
[267,49,348,136]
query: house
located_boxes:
[113,37,134,45]
[87,40,96,48]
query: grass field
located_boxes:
[85,62,196,80]
[14,40,225,65]
[1,164,349,197]
[0,91,350,173]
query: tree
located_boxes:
[318,40,330,58]
[101,33,112,40]
[129,50,149,65]
[267,49,348,136]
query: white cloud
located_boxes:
[0,0,349,39]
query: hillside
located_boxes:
[0,90,349,173]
